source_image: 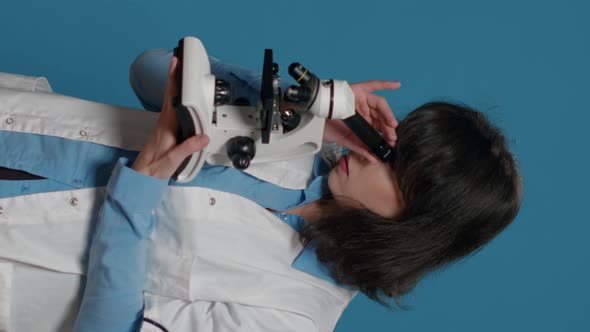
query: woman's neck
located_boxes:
[269,201,320,223]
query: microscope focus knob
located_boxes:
[214,79,232,106]
[227,136,256,169]
[281,109,301,132]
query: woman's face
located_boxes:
[328,150,405,219]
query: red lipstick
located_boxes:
[339,155,348,175]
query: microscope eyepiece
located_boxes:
[288,63,316,86]
[343,113,394,162]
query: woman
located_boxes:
[128,49,524,308]
[0,51,522,331]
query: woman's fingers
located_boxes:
[152,135,210,179]
[368,100,397,139]
[356,105,374,125]
[168,134,209,167]
[357,80,401,93]
[161,56,179,119]
[367,94,397,126]
[370,114,396,141]
[132,56,207,179]
[355,95,370,116]
[155,56,181,141]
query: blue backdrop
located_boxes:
[1,0,588,331]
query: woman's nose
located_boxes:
[350,151,369,167]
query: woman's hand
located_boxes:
[323,80,400,163]
[132,56,210,179]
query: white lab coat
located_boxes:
[0,73,356,332]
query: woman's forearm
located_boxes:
[74,157,168,332]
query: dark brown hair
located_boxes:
[300,101,524,308]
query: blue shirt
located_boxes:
[0,51,345,331]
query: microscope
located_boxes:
[172,36,393,183]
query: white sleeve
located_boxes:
[141,299,319,332]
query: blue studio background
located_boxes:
[1,0,588,331]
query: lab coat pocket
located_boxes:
[144,242,193,302]
[0,262,13,332]
[0,188,103,275]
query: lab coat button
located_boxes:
[209,197,216,206]
[6,118,14,124]
[70,198,79,206]
[79,130,88,137]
